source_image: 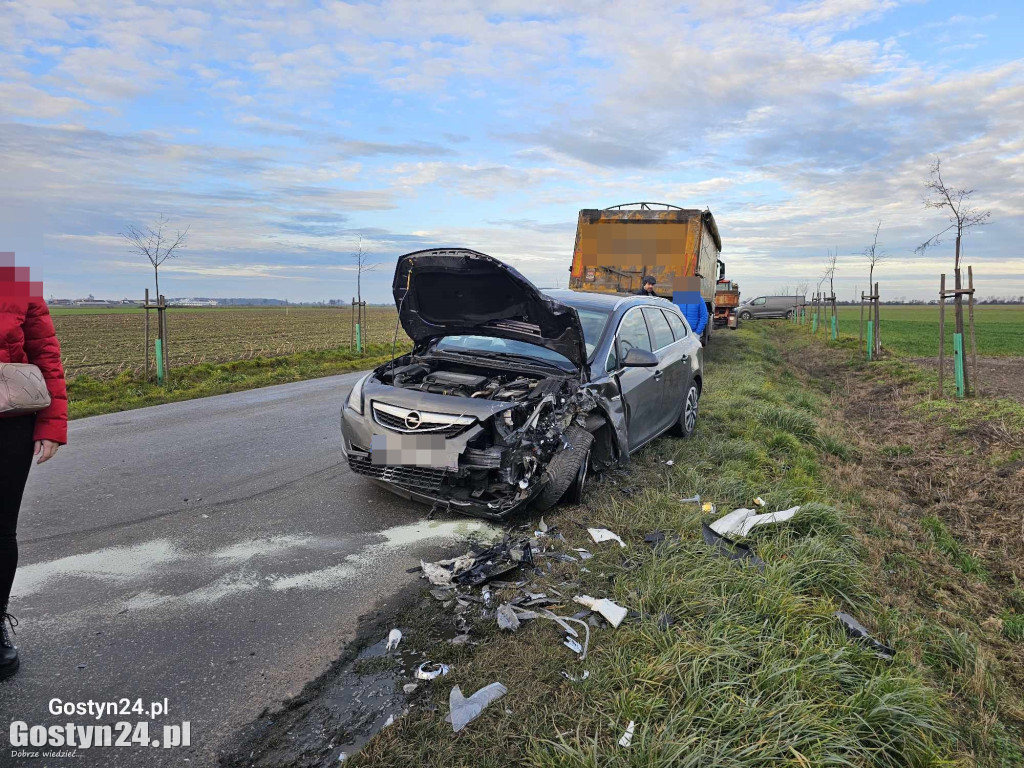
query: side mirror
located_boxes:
[622,348,658,367]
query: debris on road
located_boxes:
[701,524,766,569]
[415,661,450,681]
[618,720,635,747]
[573,595,627,628]
[835,611,895,660]
[708,505,800,538]
[386,629,402,651]
[588,527,626,548]
[448,683,508,732]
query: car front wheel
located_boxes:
[534,425,594,510]
[739,310,752,320]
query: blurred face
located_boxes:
[682,277,700,291]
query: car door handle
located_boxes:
[681,354,689,361]
[653,369,663,381]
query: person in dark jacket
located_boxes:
[1,265,67,680]
[636,275,657,296]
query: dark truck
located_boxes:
[567,202,724,345]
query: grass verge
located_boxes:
[339,326,1022,767]
[67,343,408,418]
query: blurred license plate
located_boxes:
[371,433,457,469]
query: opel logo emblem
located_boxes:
[405,411,422,429]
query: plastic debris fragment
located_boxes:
[665,460,674,466]
[403,683,418,694]
[386,628,402,651]
[382,714,395,727]
[681,494,701,503]
[702,502,716,514]
[497,603,520,632]
[563,636,583,654]
[448,683,508,732]
[709,506,800,538]
[588,528,626,548]
[701,523,766,570]
[619,721,635,747]
[560,670,590,682]
[753,496,766,507]
[538,516,549,533]
[573,595,627,628]
[573,548,593,560]
[835,611,895,659]
[415,661,450,680]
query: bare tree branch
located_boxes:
[120,214,189,299]
[916,157,991,265]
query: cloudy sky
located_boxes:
[2,0,1022,303]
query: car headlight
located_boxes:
[346,373,371,414]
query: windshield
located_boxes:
[434,308,611,366]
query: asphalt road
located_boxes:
[0,373,497,767]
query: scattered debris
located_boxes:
[753,496,766,507]
[573,595,627,628]
[448,683,508,732]
[420,553,476,586]
[415,661,450,681]
[701,523,766,570]
[403,683,418,694]
[709,506,800,538]
[386,629,402,651]
[496,604,521,632]
[657,613,675,631]
[382,714,395,728]
[702,502,716,514]
[664,460,674,466]
[563,636,583,654]
[338,752,347,762]
[560,670,590,682]
[588,527,626,548]
[618,720,635,747]
[643,530,680,549]
[681,494,701,503]
[456,538,534,587]
[835,611,895,660]
[538,516,549,533]
[572,547,593,560]
[430,587,453,601]
[449,634,471,645]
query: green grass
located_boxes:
[353,325,1022,768]
[920,516,989,580]
[831,305,1024,358]
[67,343,406,418]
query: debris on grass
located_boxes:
[560,670,590,682]
[415,661,450,681]
[386,629,402,651]
[447,683,508,732]
[572,548,593,560]
[588,527,626,548]
[835,611,895,660]
[709,505,800,538]
[681,494,701,503]
[701,523,767,569]
[496,604,520,632]
[753,496,766,507]
[573,595,627,628]
[538,516,549,533]
[403,683,418,694]
[618,720,635,747]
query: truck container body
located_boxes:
[568,203,722,341]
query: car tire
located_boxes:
[739,311,752,320]
[670,381,700,438]
[785,310,793,319]
[534,425,594,510]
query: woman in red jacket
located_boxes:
[1,285,67,680]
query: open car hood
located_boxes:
[393,248,588,373]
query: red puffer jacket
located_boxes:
[0,295,68,444]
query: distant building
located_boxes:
[170,298,219,307]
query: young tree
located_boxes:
[863,220,884,289]
[351,235,379,308]
[120,214,189,299]
[916,157,990,392]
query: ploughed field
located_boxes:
[53,306,405,379]
[830,304,1024,358]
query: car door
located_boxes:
[662,307,700,404]
[750,296,767,317]
[612,307,665,450]
[642,307,686,434]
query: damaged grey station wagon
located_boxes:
[340,248,703,519]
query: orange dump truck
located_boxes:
[714,279,740,329]
[567,203,724,343]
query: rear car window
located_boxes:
[664,310,688,339]
[642,307,675,350]
[617,309,652,353]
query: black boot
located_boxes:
[0,605,19,680]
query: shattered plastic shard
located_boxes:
[415,661,451,680]
[835,611,895,659]
[538,516,549,533]
[448,683,508,732]
[563,636,583,654]
[588,528,626,548]
[753,496,766,507]
[560,670,590,682]
[386,628,402,651]
[403,683,418,694]
[681,494,701,503]
[573,548,593,560]
[708,506,800,538]
[573,595,627,628]
[497,604,520,632]
[701,523,767,570]
[618,720,635,747]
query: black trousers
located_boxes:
[1,415,35,609]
